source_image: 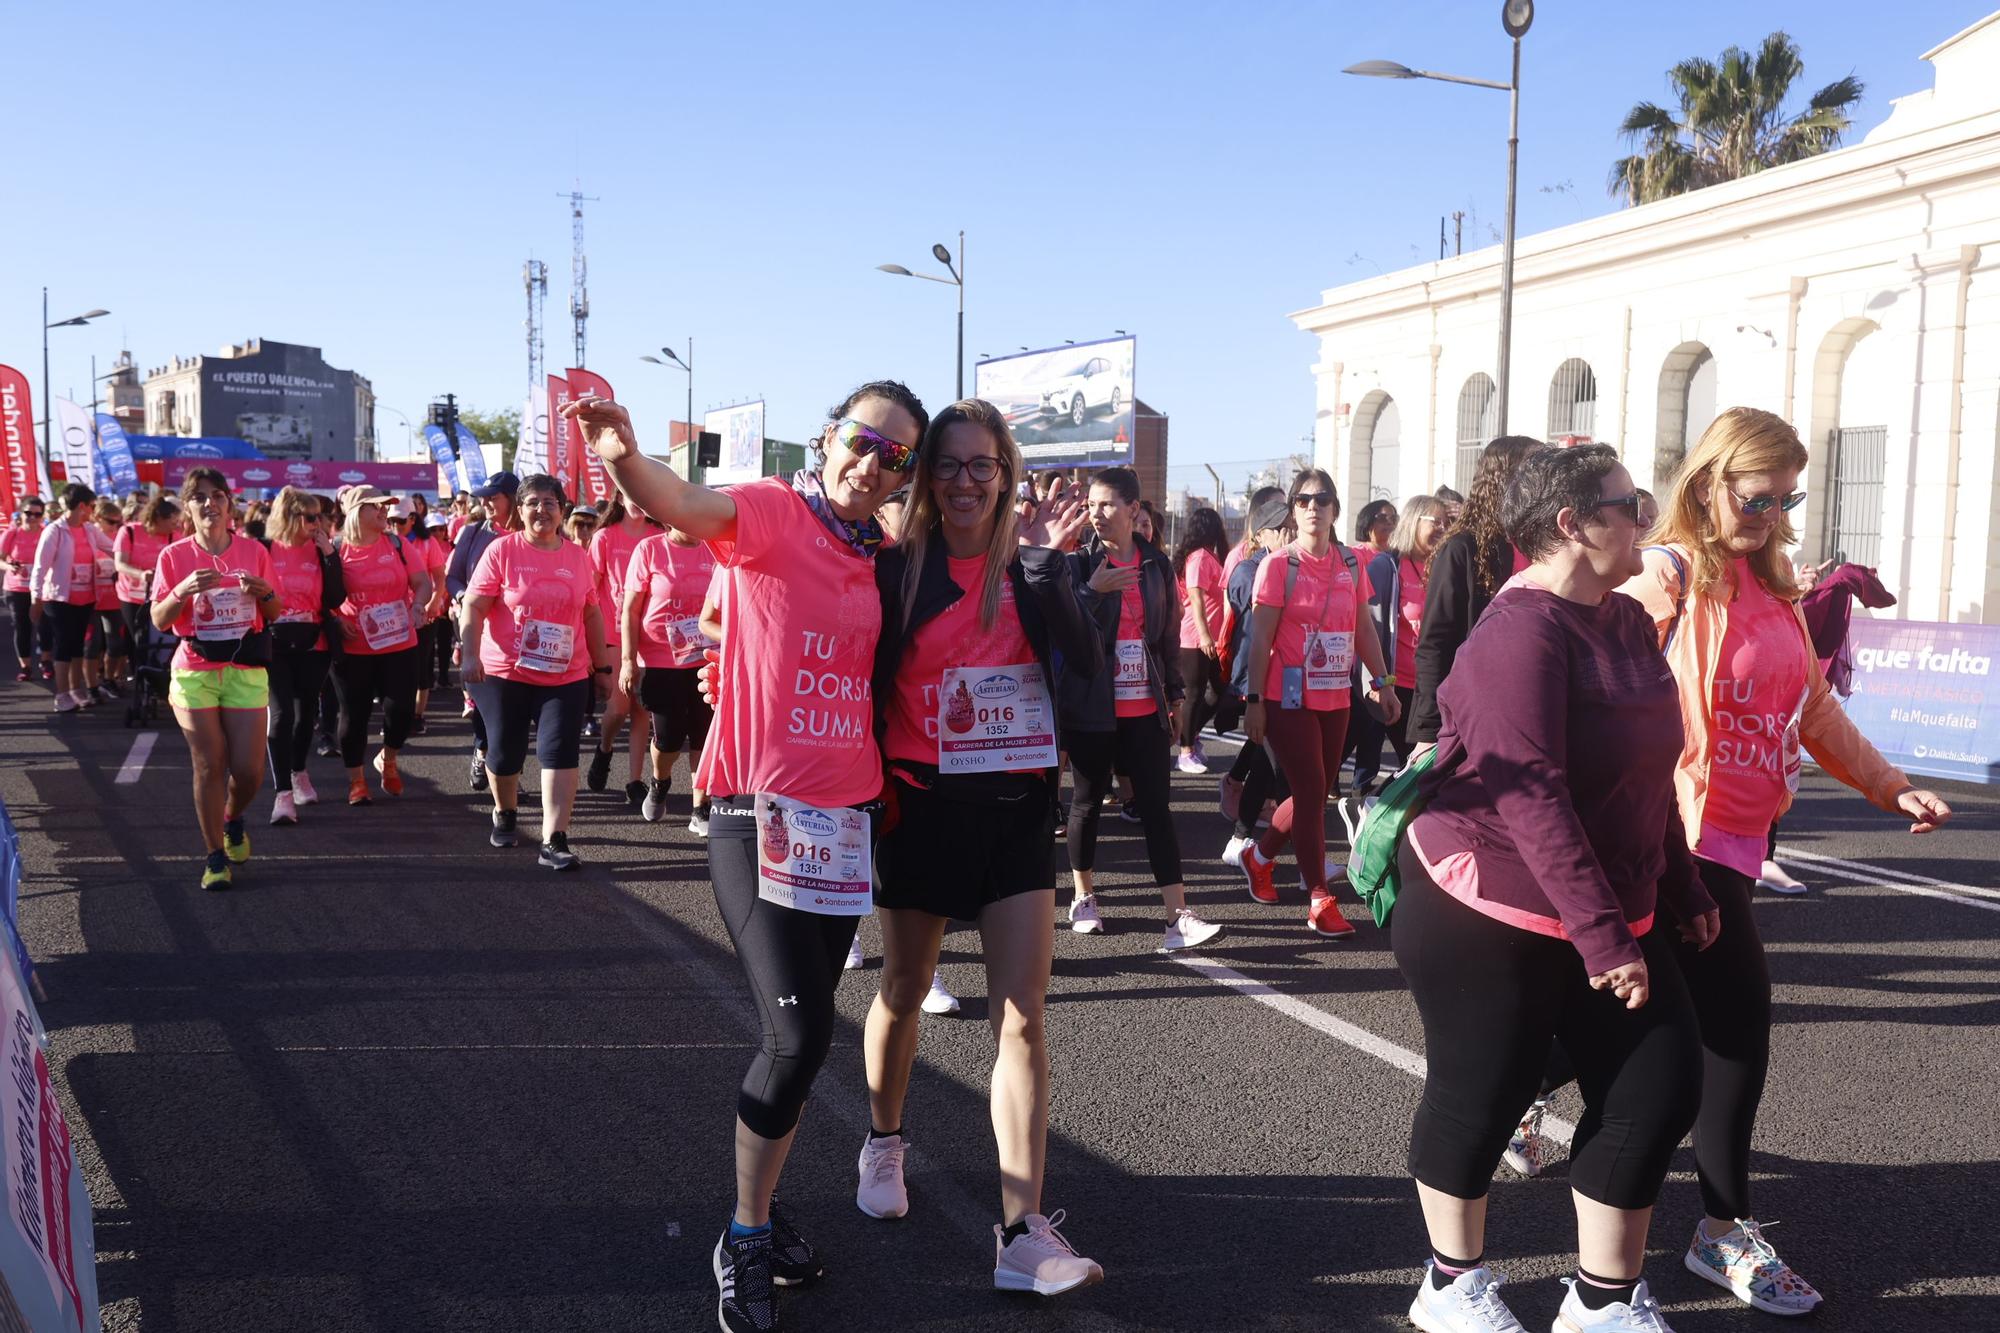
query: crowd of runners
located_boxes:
[0,390,1956,1333]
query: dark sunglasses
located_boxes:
[932,455,1004,483]
[23,510,44,518]
[1731,488,1806,517]
[832,418,916,473]
[1293,492,1335,509]
[1593,493,1649,523]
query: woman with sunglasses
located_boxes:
[264,487,344,824]
[862,399,1104,1295]
[1059,465,1221,950]
[460,474,610,871]
[151,467,283,890]
[567,382,924,1333]
[587,489,660,807]
[1615,407,1951,1318]
[3,498,49,682]
[330,486,430,805]
[1238,469,1398,938]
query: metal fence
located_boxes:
[1825,425,1886,567]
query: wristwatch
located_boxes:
[1244,693,1263,704]
[595,665,613,675]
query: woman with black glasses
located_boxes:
[2,498,48,681]
[264,487,343,824]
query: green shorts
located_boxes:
[169,664,269,711]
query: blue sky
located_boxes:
[4,0,1984,495]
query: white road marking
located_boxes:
[114,731,157,785]
[1778,846,2000,906]
[1170,954,1577,1149]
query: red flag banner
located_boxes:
[546,374,574,499]
[564,368,616,506]
[0,364,47,529]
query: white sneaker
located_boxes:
[1757,859,1807,894]
[1409,1263,1530,1333]
[843,936,865,971]
[1502,1098,1551,1178]
[270,792,298,826]
[992,1209,1103,1296]
[1068,895,1104,934]
[1176,750,1207,774]
[1553,1276,1676,1332]
[920,971,960,1015]
[1161,909,1221,952]
[1336,792,1367,844]
[687,807,711,837]
[291,772,319,806]
[855,1133,909,1219]
[1220,835,1251,868]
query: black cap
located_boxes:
[472,471,519,500]
[1252,499,1290,533]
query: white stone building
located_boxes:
[1291,11,2000,624]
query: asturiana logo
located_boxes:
[338,470,365,484]
[792,809,838,838]
[286,463,315,479]
[973,673,1019,700]
[242,468,271,482]
[178,442,223,459]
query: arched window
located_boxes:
[1547,358,1598,441]
[1352,391,1400,501]
[1655,343,1715,489]
[1453,374,1497,492]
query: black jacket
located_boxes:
[1409,529,1518,743]
[872,541,1103,789]
[1060,536,1183,734]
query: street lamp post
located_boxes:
[641,339,695,469]
[376,404,416,462]
[876,230,965,400]
[1345,0,1532,433]
[41,289,110,478]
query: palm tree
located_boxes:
[1609,32,1863,205]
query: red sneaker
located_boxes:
[1241,846,1280,905]
[1308,894,1357,939]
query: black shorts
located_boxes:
[466,675,591,776]
[874,773,1056,921]
[640,665,713,752]
[45,601,91,662]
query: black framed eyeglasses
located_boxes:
[932,455,1004,483]
[1731,488,1806,517]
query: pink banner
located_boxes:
[0,363,47,527]
[564,368,616,506]
[162,459,442,491]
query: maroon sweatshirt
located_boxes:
[1413,584,1713,974]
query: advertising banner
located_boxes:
[123,435,264,462]
[704,400,766,486]
[0,365,48,525]
[547,375,575,498]
[452,423,488,490]
[564,369,615,505]
[52,400,95,495]
[422,424,457,480]
[1842,618,2000,784]
[163,459,439,493]
[197,340,356,462]
[517,385,549,476]
[93,415,140,497]
[975,336,1136,469]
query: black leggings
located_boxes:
[1345,684,1416,789]
[1176,648,1221,748]
[331,648,419,767]
[1679,858,1772,1221]
[710,796,862,1141]
[267,649,332,790]
[1065,712,1181,885]
[1227,736,1288,840]
[1392,845,1702,1209]
[7,591,34,664]
[96,609,129,660]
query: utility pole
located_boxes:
[524,259,547,393]
[1452,210,1466,256]
[558,187,599,368]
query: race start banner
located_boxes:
[1842,618,2000,784]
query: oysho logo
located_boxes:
[791,809,838,838]
[973,673,1019,701]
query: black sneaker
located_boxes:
[714,1229,778,1333]
[539,831,580,871]
[624,779,647,808]
[315,734,336,758]
[410,714,428,736]
[641,778,670,824]
[469,752,488,792]
[586,746,612,792]
[766,1198,825,1287]
[1119,799,1141,823]
[490,809,518,848]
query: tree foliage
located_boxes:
[1609,32,1862,206]
[457,406,521,471]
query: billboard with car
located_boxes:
[975,336,1135,470]
[704,400,766,485]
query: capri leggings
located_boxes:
[710,796,864,1140]
[1064,713,1181,885]
[465,676,589,776]
[1176,647,1221,748]
[640,665,712,752]
[7,592,34,665]
[45,601,91,663]
[331,647,419,767]
[1678,857,1773,1221]
[96,609,130,660]
[1256,702,1349,895]
[266,649,332,790]
[1392,845,1702,1209]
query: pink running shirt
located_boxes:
[115,525,167,605]
[626,531,717,669]
[336,536,421,656]
[466,531,595,686]
[883,552,1037,767]
[1700,562,1808,849]
[589,520,647,648]
[267,540,328,652]
[1178,547,1225,650]
[0,526,35,594]
[1253,543,1371,710]
[151,534,275,672]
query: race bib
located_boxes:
[518,617,576,675]
[94,557,116,587]
[1114,639,1150,701]
[755,795,873,915]
[937,664,1057,773]
[358,599,412,651]
[193,586,255,641]
[667,614,713,666]
[1781,681,1808,795]
[67,559,94,595]
[1304,629,1353,693]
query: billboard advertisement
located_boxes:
[1842,618,2000,785]
[195,342,360,461]
[975,336,1135,470]
[705,400,766,486]
[162,459,438,494]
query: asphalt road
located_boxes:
[3,663,1997,1332]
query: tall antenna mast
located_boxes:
[523,259,548,392]
[558,185,599,367]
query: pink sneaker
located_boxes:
[993,1210,1102,1296]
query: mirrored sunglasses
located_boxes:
[832,418,916,473]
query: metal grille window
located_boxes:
[1454,374,1497,492]
[1547,358,1598,440]
[1825,425,1885,568]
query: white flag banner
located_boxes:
[518,385,549,476]
[52,399,94,489]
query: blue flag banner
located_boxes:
[1842,618,2000,784]
[422,424,457,473]
[93,415,141,496]
[453,424,488,488]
